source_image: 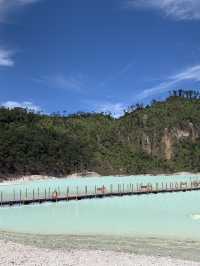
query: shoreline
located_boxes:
[0,171,200,186]
[0,239,199,266]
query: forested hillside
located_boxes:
[1,90,200,179]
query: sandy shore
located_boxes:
[0,172,101,185]
[1,172,200,186]
[0,239,199,266]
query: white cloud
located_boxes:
[95,102,126,118]
[2,101,41,112]
[0,48,14,66]
[137,64,200,100]
[127,0,200,20]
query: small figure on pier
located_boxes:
[52,190,58,200]
[140,185,152,192]
[97,186,106,194]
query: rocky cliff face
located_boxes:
[162,123,199,160]
[162,128,173,160]
[141,132,152,155]
[140,123,200,160]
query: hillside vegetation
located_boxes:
[1,90,200,179]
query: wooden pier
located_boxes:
[0,180,200,207]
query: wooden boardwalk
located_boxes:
[1,179,200,207]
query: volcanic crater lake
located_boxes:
[0,175,200,241]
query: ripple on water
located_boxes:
[191,214,200,221]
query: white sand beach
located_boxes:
[0,239,199,266]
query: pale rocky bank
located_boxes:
[1,171,200,186]
[0,239,199,266]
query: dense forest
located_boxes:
[1,90,200,180]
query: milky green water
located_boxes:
[0,191,199,241]
[0,175,200,241]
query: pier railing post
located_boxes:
[156,183,159,191]
[110,184,113,194]
[1,192,2,205]
[76,186,78,200]
[103,185,105,196]
[131,184,133,193]
[20,189,22,203]
[13,189,15,201]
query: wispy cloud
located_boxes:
[100,61,134,87]
[0,48,14,66]
[137,65,200,100]
[0,0,42,68]
[2,101,41,112]
[35,74,86,92]
[0,0,41,22]
[95,102,126,118]
[127,0,200,20]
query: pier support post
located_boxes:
[76,186,79,200]
[110,184,113,194]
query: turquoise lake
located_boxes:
[0,175,200,241]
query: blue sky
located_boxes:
[1,0,200,117]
